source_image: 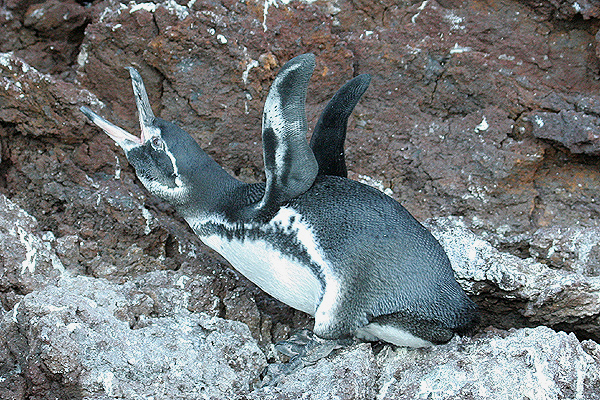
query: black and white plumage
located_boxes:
[310,73,371,178]
[81,54,479,349]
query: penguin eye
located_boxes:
[150,136,165,151]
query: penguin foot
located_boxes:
[277,329,350,363]
[261,330,353,386]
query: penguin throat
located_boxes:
[139,175,190,205]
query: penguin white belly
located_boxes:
[355,323,433,348]
[200,234,321,316]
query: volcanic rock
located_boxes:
[0,193,65,313]
[0,275,266,399]
[428,217,600,337]
[1,0,600,398]
[375,326,600,399]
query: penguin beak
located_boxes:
[126,67,158,143]
[80,106,142,150]
[80,67,158,150]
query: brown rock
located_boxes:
[23,0,87,37]
[0,52,100,141]
[519,0,600,20]
[528,110,600,155]
[0,0,89,76]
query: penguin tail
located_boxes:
[452,300,480,336]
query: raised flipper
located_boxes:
[252,53,319,217]
[309,74,371,177]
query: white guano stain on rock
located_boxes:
[498,54,515,61]
[411,0,429,23]
[128,1,189,20]
[129,2,157,13]
[17,225,38,275]
[114,155,121,180]
[76,43,89,68]
[140,206,153,234]
[242,59,259,85]
[534,115,544,127]
[449,43,471,54]
[444,11,466,30]
[357,174,394,196]
[216,34,228,44]
[475,116,489,132]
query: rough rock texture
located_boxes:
[0,193,65,313]
[530,110,600,155]
[2,212,598,400]
[251,343,378,399]
[376,326,600,399]
[427,217,600,339]
[1,274,267,399]
[1,0,600,398]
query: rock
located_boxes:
[77,0,355,178]
[250,343,378,399]
[3,276,599,400]
[0,193,65,312]
[427,217,600,337]
[528,110,600,155]
[223,287,263,342]
[23,0,87,39]
[530,225,600,276]
[0,275,267,399]
[0,52,101,141]
[2,0,600,239]
[0,0,89,76]
[2,0,600,397]
[376,326,600,399]
[0,52,218,283]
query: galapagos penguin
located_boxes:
[81,54,478,354]
[310,73,371,178]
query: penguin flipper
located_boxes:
[256,53,319,215]
[310,74,371,178]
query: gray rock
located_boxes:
[376,326,600,400]
[250,343,377,400]
[530,225,600,276]
[1,198,600,399]
[1,275,266,399]
[427,217,600,335]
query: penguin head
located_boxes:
[81,68,205,205]
[117,118,195,205]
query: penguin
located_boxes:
[309,73,371,178]
[80,54,479,354]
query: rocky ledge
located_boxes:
[1,0,600,398]
[1,194,599,398]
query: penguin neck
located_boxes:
[172,149,243,219]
